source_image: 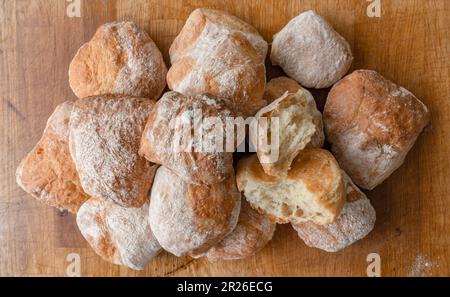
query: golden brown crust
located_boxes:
[263,77,302,103]
[205,199,276,261]
[16,102,89,213]
[149,166,241,257]
[324,69,431,189]
[69,21,167,100]
[139,91,235,185]
[69,95,157,208]
[288,149,346,222]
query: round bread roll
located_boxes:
[324,70,431,190]
[236,149,346,225]
[139,91,235,185]
[271,10,353,89]
[69,21,167,100]
[167,9,267,117]
[169,8,268,62]
[77,198,161,270]
[69,95,158,208]
[149,166,241,257]
[205,199,276,261]
[292,172,376,252]
[16,101,89,213]
[251,87,325,178]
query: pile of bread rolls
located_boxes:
[16,9,430,270]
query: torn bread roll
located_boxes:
[77,198,161,270]
[69,95,158,208]
[139,91,235,185]
[236,149,346,225]
[149,166,241,257]
[271,10,353,89]
[263,77,325,148]
[16,101,89,213]
[324,70,431,190]
[292,172,376,252]
[169,8,268,63]
[251,87,324,178]
[205,199,276,261]
[69,21,167,100]
[167,9,267,117]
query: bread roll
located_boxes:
[77,198,161,270]
[69,95,157,208]
[271,10,353,89]
[149,166,241,257]
[324,70,431,190]
[16,101,89,213]
[264,77,325,148]
[251,87,325,178]
[205,199,276,261]
[167,9,267,117]
[292,172,376,252]
[69,21,167,100]
[169,8,268,62]
[139,91,235,185]
[236,149,346,225]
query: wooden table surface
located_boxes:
[1,0,449,277]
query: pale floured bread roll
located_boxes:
[263,77,325,148]
[169,8,268,62]
[16,101,89,213]
[167,9,267,117]
[69,95,158,208]
[271,10,353,89]
[69,21,167,100]
[236,149,346,225]
[251,88,325,178]
[324,70,431,190]
[77,198,161,270]
[292,172,376,252]
[149,166,241,257]
[205,199,276,261]
[139,91,235,185]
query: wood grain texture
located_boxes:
[0,0,449,276]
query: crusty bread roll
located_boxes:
[251,87,325,178]
[236,149,346,225]
[167,9,267,117]
[149,166,241,257]
[16,101,89,213]
[77,198,161,270]
[205,199,276,261]
[139,91,235,185]
[69,21,167,100]
[169,8,268,62]
[292,172,376,252]
[324,70,431,190]
[271,10,353,89]
[69,95,158,208]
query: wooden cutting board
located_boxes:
[1,0,449,276]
